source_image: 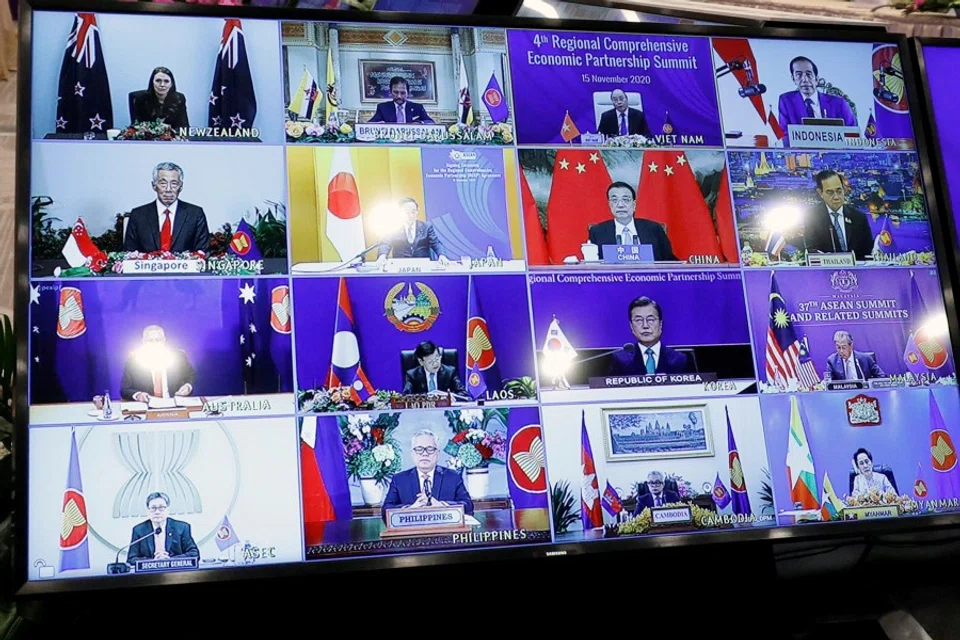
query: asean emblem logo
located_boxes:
[270,286,291,334]
[508,424,547,493]
[467,317,497,370]
[914,328,948,369]
[846,394,882,426]
[483,87,503,108]
[914,478,928,498]
[230,229,254,256]
[931,429,957,472]
[872,44,908,112]
[384,282,440,333]
[468,371,482,387]
[60,489,88,549]
[57,287,87,339]
[728,452,746,492]
[830,270,858,293]
[713,484,728,501]
[216,524,232,542]
[866,122,877,137]
[879,230,893,247]
[662,122,674,135]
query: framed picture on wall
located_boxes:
[359,60,438,104]
[602,405,714,462]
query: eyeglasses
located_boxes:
[631,316,660,326]
[647,479,664,485]
[147,504,168,512]
[413,446,438,455]
[608,197,634,205]
[155,181,181,189]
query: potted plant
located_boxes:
[339,413,401,506]
[444,409,507,500]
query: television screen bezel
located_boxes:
[14,0,960,595]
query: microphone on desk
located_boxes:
[106,527,161,575]
[575,342,636,365]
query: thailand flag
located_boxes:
[580,412,603,530]
[208,19,257,129]
[327,278,374,403]
[59,429,90,572]
[56,13,113,134]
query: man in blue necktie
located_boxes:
[597,88,651,139]
[402,341,467,396]
[803,169,874,260]
[608,296,693,375]
[368,76,435,124]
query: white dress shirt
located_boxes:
[404,222,417,245]
[156,199,180,231]
[827,206,848,249]
[150,368,170,398]
[841,354,860,380]
[153,521,166,555]
[616,220,639,245]
[804,93,824,119]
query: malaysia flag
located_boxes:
[59,429,90,571]
[327,278,374,403]
[56,13,113,134]
[208,19,257,129]
[766,271,820,390]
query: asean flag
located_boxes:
[57,287,87,339]
[59,429,90,571]
[465,277,501,400]
[507,422,548,510]
[270,285,291,334]
[929,392,960,501]
[326,148,366,262]
[327,278,374,403]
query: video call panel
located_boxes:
[920,45,960,248]
[23,7,960,585]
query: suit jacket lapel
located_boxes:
[432,467,443,501]
[148,207,161,251]
[417,367,428,392]
[165,522,173,554]
[146,527,156,557]
[170,204,187,251]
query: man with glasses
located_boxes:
[777,56,856,131]
[123,162,211,254]
[632,471,681,516]
[126,492,200,564]
[402,341,467,397]
[804,169,873,260]
[609,296,692,375]
[381,429,474,518]
[587,182,676,261]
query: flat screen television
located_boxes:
[15,1,960,593]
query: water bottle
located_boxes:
[102,391,113,419]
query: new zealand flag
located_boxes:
[208,19,258,129]
[56,13,113,134]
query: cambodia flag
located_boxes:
[300,417,352,545]
[56,13,113,134]
[228,219,262,261]
[506,412,548,510]
[712,473,731,509]
[726,406,752,516]
[580,412,602,530]
[208,19,258,129]
[327,278,374,403]
[601,481,623,516]
[929,392,960,501]
[465,277,501,400]
[59,429,90,572]
[482,72,509,123]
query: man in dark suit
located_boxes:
[123,162,210,254]
[609,296,693,375]
[367,76,435,124]
[824,330,885,381]
[597,89,651,139]
[126,492,200,564]
[803,169,874,260]
[120,325,196,401]
[381,429,474,519]
[402,341,466,396]
[632,471,681,516]
[376,197,450,265]
[588,182,676,261]
[777,57,857,129]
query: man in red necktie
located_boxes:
[122,162,211,255]
[120,325,196,401]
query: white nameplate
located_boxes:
[807,252,856,267]
[122,259,204,274]
[842,505,900,521]
[387,505,465,529]
[651,505,693,525]
[355,123,448,143]
[787,124,860,149]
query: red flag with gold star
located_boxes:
[560,110,580,143]
[544,149,613,264]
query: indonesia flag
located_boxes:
[59,429,90,571]
[580,412,603,530]
[62,218,106,269]
[326,148,365,262]
[327,278,374,403]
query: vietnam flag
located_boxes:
[545,149,612,264]
[560,110,580,143]
[520,168,548,265]
[300,417,352,545]
[714,166,738,263]
[635,150,723,262]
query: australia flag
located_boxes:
[56,13,113,135]
[208,19,258,130]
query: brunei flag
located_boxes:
[289,67,321,121]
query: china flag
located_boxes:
[545,149,613,264]
[635,150,723,262]
[520,168,548,265]
[714,165,739,263]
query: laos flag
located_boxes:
[327,278,374,403]
[59,429,90,572]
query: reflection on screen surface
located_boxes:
[21,8,960,586]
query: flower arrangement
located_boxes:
[616,502,714,536]
[116,119,184,141]
[298,388,400,413]
[285,120,355,143]
[601,134,660,149]
[340,413,402,484]
[54,250,207,277]
[666,473,700,501]
[840,489,920,516]
[443,408,507,471]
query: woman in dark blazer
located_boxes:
[131,66,189,129]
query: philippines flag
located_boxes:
[465,277,501,400]
[56,13,113,134]
[326,148,366,262]
[766,271,820,390]
[327,278,374,403]
[580,412,602,530]
[601,481,623,517]
[59,429,90,572]
[208,19,258,129]
[727,406,752,516]
[300,417,352,544]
